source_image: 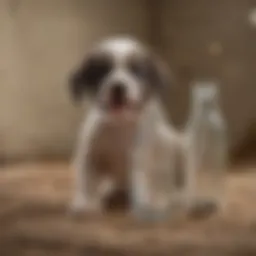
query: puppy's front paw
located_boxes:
[68,197,102,217]
[68,198,87,216]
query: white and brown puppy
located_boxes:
[68,37,181,214]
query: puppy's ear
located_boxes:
[147,53,172,91]
[68,65,86,102]
[68,53,112,102]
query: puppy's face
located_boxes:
[69,37,169,115]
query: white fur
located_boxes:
[98,37,144,60]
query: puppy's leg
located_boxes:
[131,146,153,215]
[158,124,189,201]
[160,125,198,208]
[70,109,108,214]
[130,119,158,219]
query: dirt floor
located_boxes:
[0,162,255,256]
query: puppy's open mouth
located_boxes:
[109,93,138,113]
[111,95,127,110]
[101,88,139,115]
[110,100,137,114]
[104,98,139,119]
[108,87,127,111]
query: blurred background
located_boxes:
[0,1,255,255]
[0,0,255,163]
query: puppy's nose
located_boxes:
[110,82,126,107]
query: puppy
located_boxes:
[68,37,182,214]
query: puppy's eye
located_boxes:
[84,58,112,86]
[129,61,148,80]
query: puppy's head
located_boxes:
[69,37,170,115]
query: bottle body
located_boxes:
[185,82,228,214]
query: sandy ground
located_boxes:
[0,162,255,256]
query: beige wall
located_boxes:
[0,0,255,160]
[0,0,149,159]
